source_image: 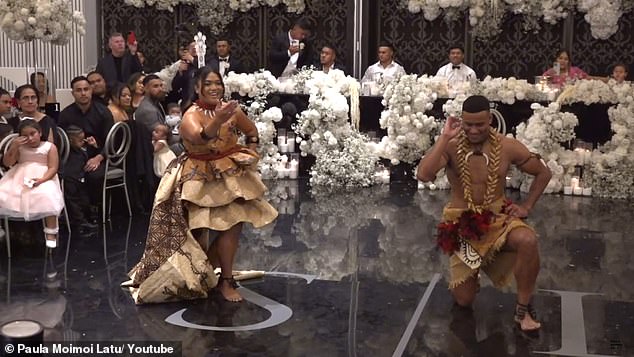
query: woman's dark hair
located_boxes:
[29,71,49,93]
[613,63,629,73]
[108,82,130,105]
[183,67,224,111]
[555,49,572,65]
[14,84,40,106]
[17,118,42,135]
[127,72,145,93]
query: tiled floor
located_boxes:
[1,180,632,356]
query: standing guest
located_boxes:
[207,38,246,77]
[316,45,346,74]
[108,82,132,123]
[58,76,114,205]
[127,72,146,111]
[417,95,551,332]
[134,74,166,133]
[268,18,314,79]
[96,32,142,89]
[361,42,405,83]
[63,125,99,235]
[0,119,64,248]
[542,49,588,86]
[136,50,147,72]
[151,123,176,177]
[609,63,629,84]
[87,71,109,107]
[29,72,56,110]
[12,84,57,143]
[0,88,13,141]
[171,42,198,109]
[435,46,477,88]
[126,68,278,304]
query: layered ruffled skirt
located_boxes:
[125,147,278,304]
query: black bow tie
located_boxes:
[219,57,229,62]
[452,65,461,70]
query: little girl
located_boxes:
[0,119,64,248]
[152,124,176,177]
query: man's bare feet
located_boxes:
[218,277,243,302]
[514,303,541,331]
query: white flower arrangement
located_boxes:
[405,0,624,40]
[125,0,304,34]
[376,74,440,164]
[0,0,86,45]
[154,60,182,92]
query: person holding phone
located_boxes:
[127,68,278,304]
[96,32,142,89]
[268,18,314,79]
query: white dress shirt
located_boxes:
[435,63,476,88]
[280,31,300,79]
[218,56,230,76]
[361,61,405,83]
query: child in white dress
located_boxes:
[0,119,64,248]
[152,124,176,177]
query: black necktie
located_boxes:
[452,65,461,70]
[219,57,228,62]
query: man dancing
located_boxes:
[417,95,551,331]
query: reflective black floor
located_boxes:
[1,180,632,356]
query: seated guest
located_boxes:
[96,32,142,89]
[207,38,246,77]
[87,71,109,106]
[435,46,476,88]
[108,82,132,122]
[127,72,146,111]
[0,88,13,141]
[316,45,346,74]
[269,18,314,79]
[29,71,56,110]
[59,76,114,205]
[542,49,588,86]
[610,63,629,84]
[63,125,99,235]
[0,119,64,248]
[12,84,57,143]
[361,42,405,83]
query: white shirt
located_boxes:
[218,56,230,76]
[435,63,476,87]
[280,31,300,79]
[361,61,405,83]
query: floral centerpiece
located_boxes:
[0,0,86,45]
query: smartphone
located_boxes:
[127,31,136,46]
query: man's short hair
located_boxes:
[378,41,395,52]
[462,95,490,113]
[65,125,84,137]
[142,74,161,86]
[109,32,123,40]
[0,87,9,97]
[613,62,629,73]
[294,18,312,32]
[86,71,102,79]
[216,38,232,46]
[70,76,90,89]
[322,44,337,54]
[449,45,464,54]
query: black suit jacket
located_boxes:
[59,102,114,159]
[207,56,246,76]
[96,52,142,88]
[268,32,314,78]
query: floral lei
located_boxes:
[436,128,506,254]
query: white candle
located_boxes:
[289,169,298,179]
[573,187,583,195]
[287,139,295,152]
[279,143,288,153]
[563,186,573,195]
[582,187,592,196]
[277,136,286,147]
[570,177,579,190]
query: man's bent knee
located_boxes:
[508,228,539,251]
[451,277,478,307]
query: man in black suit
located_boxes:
[316,45,347,74]
[59,76,114,206]
[207,38,246,77]
[96,32,143,89]
[268,18,314,79]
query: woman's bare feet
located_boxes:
[218,277,242,302]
